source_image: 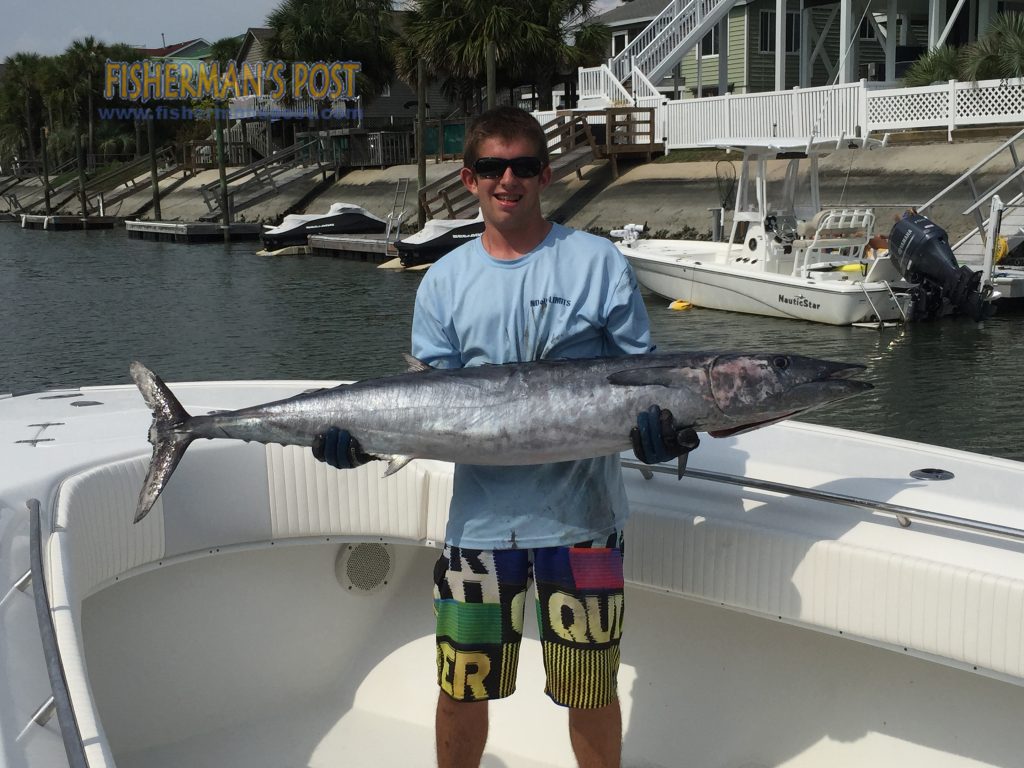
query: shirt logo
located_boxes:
[529,295,572,309]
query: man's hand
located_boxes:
[630,405,700,476]
[311,427,372,469]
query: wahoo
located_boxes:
[129,352,872,523]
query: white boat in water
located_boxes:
[3,376,1023,767]
[617,137,992,326]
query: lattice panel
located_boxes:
[957,83,1024,121]
[867,90,949,127]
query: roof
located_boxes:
[136,38,206,58]
[596,0,754,27]
[595,0,672,27]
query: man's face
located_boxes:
[460,136,552,232]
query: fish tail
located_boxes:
[129,361,195,524]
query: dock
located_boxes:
[20,214,119,231]
[308,233,396,263]
[124,220,263,243]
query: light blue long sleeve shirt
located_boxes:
[411,223,652,549]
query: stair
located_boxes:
[918,127,1024,269]
[610,0,741,86]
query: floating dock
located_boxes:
[308,233,396,263]
[20,215,119,231]
[125,220,263,243]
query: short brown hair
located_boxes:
[463,107,549,168]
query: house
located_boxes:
[594,0,943,98]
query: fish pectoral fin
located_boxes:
[382,455,416,476]
[403,354,432,373]
[606,366,678,387]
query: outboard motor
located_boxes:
[888,212,993,321]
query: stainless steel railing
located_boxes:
[623,460,1024,543]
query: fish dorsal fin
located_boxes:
[403,354,432,373]
[607,366,678,387]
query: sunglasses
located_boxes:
[471,156,546,179]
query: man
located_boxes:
[313,106,696,768]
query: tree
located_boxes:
[395,0,609,112]
[960,12,1024,82]
[265,0,395,101]
[903,13,1024,87]
[520,0,610,110]
[2,52,44,163]
[66,36,106,159]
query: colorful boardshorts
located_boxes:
[433,531,624,709]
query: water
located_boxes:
[2,224,1022,462]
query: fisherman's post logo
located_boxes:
[101,59,362,120]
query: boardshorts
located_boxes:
[433,531,624,709]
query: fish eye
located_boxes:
[772,356,790,370]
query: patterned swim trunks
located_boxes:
[433,532,624,708]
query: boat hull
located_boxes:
[262,212,387,251]
[395,220,485,268]
[622,241,909,325]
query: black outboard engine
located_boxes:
[888,212,992,321]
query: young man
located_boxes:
[313,106,696,767]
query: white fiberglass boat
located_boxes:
[2,377,1023,767]
[261,203,387,251]
[617,137,992,326]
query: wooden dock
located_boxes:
[125,220,263,243]
[308,233,397,263]
[21,214,119,231]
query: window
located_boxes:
[613,32,629,56]
[759,10,800,54]
[859,16,877,40]
[700,27,719,57]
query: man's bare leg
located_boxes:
[436,692,488,768]
[568,699,622,768]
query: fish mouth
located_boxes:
[709,356,873,438]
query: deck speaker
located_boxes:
[335,543,393,594]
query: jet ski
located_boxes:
[395,211,486,268]
[262,203,387,251]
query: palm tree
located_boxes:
[519,0,610,110]
[960,12,1024,82]
[903,13,1024,87]
[265,0,395,102]
[395,0,608,112]
[902,45,962,87]
[66,37,107,160]
[1,52,44,164]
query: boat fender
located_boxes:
[668,300,693,311]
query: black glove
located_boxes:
[311,427,372,469]
[630,405,700,475]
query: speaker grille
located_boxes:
[336,543,393,593]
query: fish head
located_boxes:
[707,353,872,437]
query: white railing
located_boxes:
[578,65,635,108]
[632,69,668,144]
[663,81,862,148]
[644,77,1024,150]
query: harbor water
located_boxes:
[2,224,1022,462]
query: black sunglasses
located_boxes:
[472,156,546,179]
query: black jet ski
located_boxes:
[395,213,485,268]
[888,212,995,321]
[262,203,387,251]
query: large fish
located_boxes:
[130,352,872,523]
